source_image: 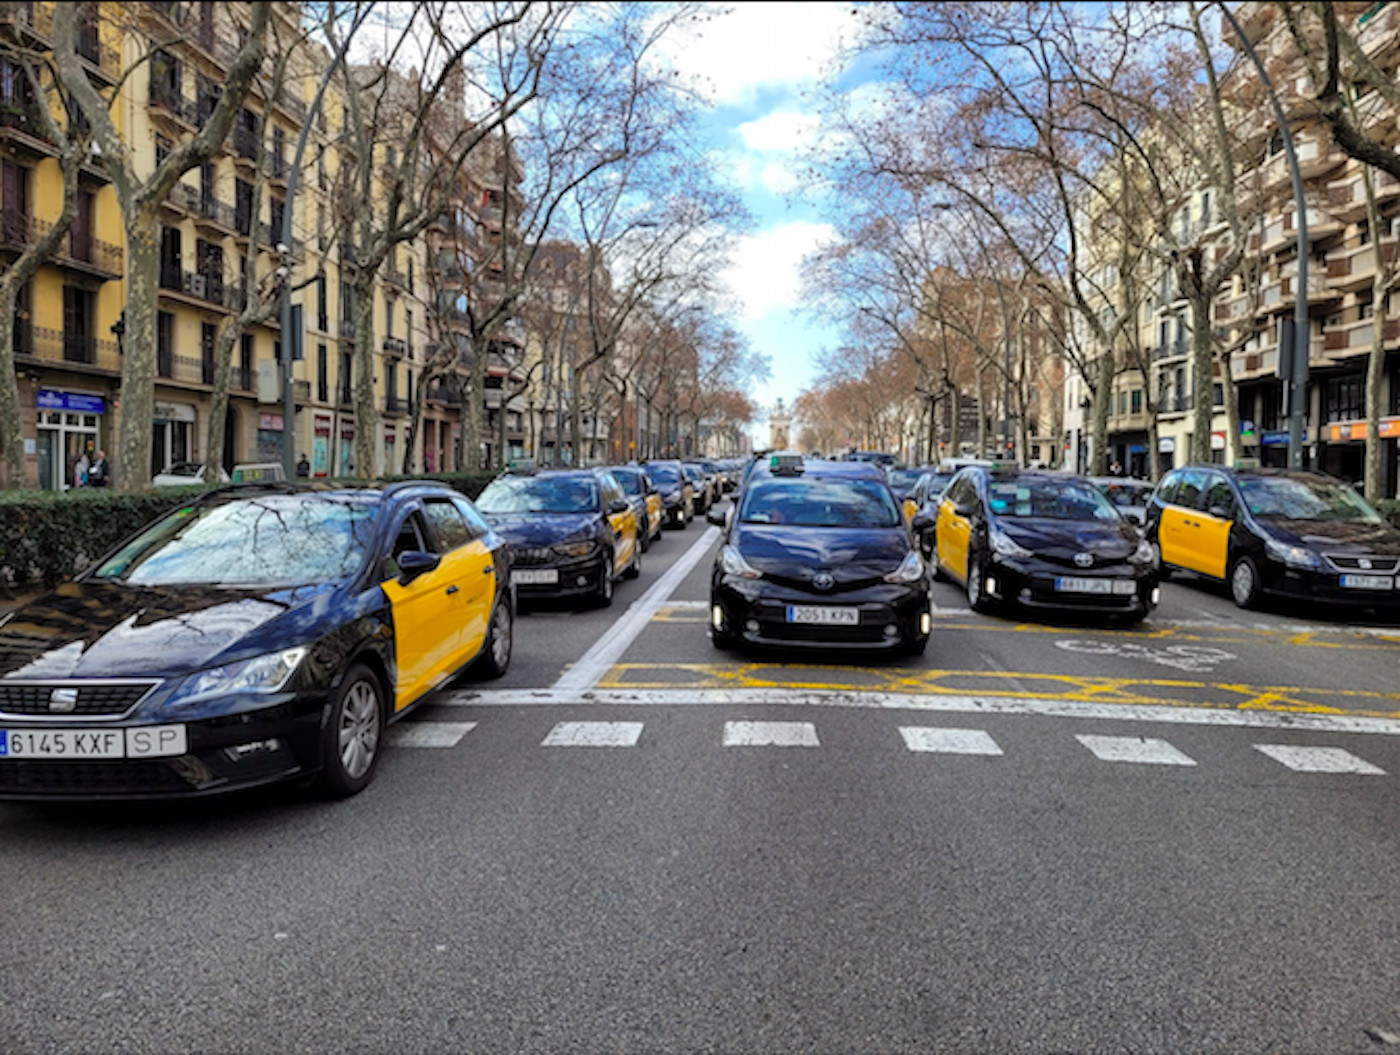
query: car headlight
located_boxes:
[720,544,763,579]
[1265,539,1321,570]
[989,529,1032,559]
[884,550,926,583]
[167,647,308,707]
[554,539,598,558]
[1131,539,1155,564]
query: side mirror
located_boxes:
[1124,510,1145,526]
[706,506,728,527]
[911,511,936,533]
[608,498,630,515]
[1207,504,1233,520]
[396,550,440,583]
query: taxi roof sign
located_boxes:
[770,452,804,475]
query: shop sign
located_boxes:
[154,402,195,423]
[1261,431,1289,447]
[1330,418,1400,441]
[259,414,285,431]
[1158,436,1175,453]
[1210,431,1225,451]
[37,389,105,414]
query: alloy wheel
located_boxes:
[338,680,381,781]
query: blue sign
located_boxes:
[1261,431,1289,447]
[37,390,105,414]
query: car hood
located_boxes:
[997,517,1139,562]
[0,581,343,680]
[1255,517,1400,554]
[484,513,598,548]
[734,525,910,583]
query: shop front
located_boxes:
[1323,418,1400,497]
[312,413,332,478]
[35,389,105,491]
[151,401,197,478]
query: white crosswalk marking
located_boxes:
[1253,744,1385,775]
[900,727,1003,756]
[722,721,819,747]
[387,722,477,749]
[1075,734,1197,767]
[541,721,644,747]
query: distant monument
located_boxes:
[768,398,792,451]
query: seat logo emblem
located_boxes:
[1074,552,1094,568]
[48,688,78,713]
[812,572,834,590]
[1359,558,1373,570]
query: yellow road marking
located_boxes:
[594,662,1400,719]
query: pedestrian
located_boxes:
[296,452,310,478]
[1109,460,1124,477]
[72,450,91,489]
[87,450,109,487]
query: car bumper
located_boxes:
[513,556,610,598]
[711,577,931,650]
[984,558,1158,613]
[1264,564,1400,607]
[0,695,326,801]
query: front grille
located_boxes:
[0,681,159,719]
[754,620,890,644]
[512,547,554,565]
[1324,554,1400,573]
[0,760,194,796]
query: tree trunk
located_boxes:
[570,365,584,465]
[1219,348,1242,467]
[0,294,23,487]
[1090,354,1113,477]
[203,324,243,482]
[402,373,427,476]
[1146,409,1162,483]
[116,217,162,491]
[1366,288,1387,499]
[352,281,376,478]
[975,366,987,456]
[467,336,486,470]
[1189,295,1214,463]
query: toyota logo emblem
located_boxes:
[1073,552,1094,568]
[813,572,835,590]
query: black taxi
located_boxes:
[934,466,1158,620]
[1145,465,1400,609]
[708,455,931,654]
[0,482,512,801]
[475,468,640,607]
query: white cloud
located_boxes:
[737,110,821,152]
[723,221,835,319]
[663,2,855,105]
[758,161,801,196]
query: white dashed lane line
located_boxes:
[1076,734,1198,767]
[541,721,645,748]
[900,727,1003,756]
[386,722,477,748]
[1253,744,1386,775]
[722,721,820,747]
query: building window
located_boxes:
[317,342,328,402]
[340,349,352,402]
[157,311,174,378]
[317,275,328,331]
[201,322,216,384]
[1131,389,1142,415]
[1325,374,1365,422]
[239,334,254,390]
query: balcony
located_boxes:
[382,267,406,288]
[148,82,197,129]
[382,336,407,357]
[56,225,122,279]
[159,265,237,312]
[1325,236,1399,293]
[19,326,121,372]
[0,99,57,158]
[192,194,237,234]
[1159,392,1195,415]
[1323,316,1400,359]
[232,126,260,164]
[384,394,406,415]
[1154,341,1190,362]
[339,317,357,339]
[1,2,53,45]
[0,209,34,250]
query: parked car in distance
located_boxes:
[152,462,285,487]
[606,465,664,550]
[644,461,695,528]
[1088,477,1156,526]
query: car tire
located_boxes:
[711,627,737,651]
[475,594,513,679]
[1229,555,1262,609]
[966,555,995,613]
[592,555,615,608]
[901,632,929,657]
[624,542,642,580]
[318,663,385,798]
[639,518,652,552]
[931,551,949,583]
[1152,542,1173,581]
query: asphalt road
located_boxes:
[5,496,1400,1053]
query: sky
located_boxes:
[660,2,867,447]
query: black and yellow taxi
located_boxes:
[708,455,932,654]
[475,467,640,608]
[606,464,664,550]
[1144,465,1400,609]
[886,466,932,523]
[934,466,1158,620]
[643,460,695,528]
[0,482,512,801]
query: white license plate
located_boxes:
[1340,574,1395,590]
[1055,577,1137,596]
[0,725,187,760]
[514,569,559,585]
[786,605,860,625]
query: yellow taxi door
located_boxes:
[937,478,974,582]
[1158,469,1206,573]
[647,493,662,536]
[423,496,494,661]
[1191,474,1236,580]
[599,473,636,574]
[380,511,464,711]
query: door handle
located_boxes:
[483,565,494,575]
[446,585,459,595]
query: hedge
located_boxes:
[0,471,503,591]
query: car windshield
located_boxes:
[1238,476,1383,523]
[1097,482,1154,508]
[477,476,599,514]
[611,471,642,496]
[887,469,924,492]
[683,465,702,480]
[927,472,956,496]
[648,464,679,485]
[740,478,901,528]
[987,478,1120,521]
[90,495,377,586]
